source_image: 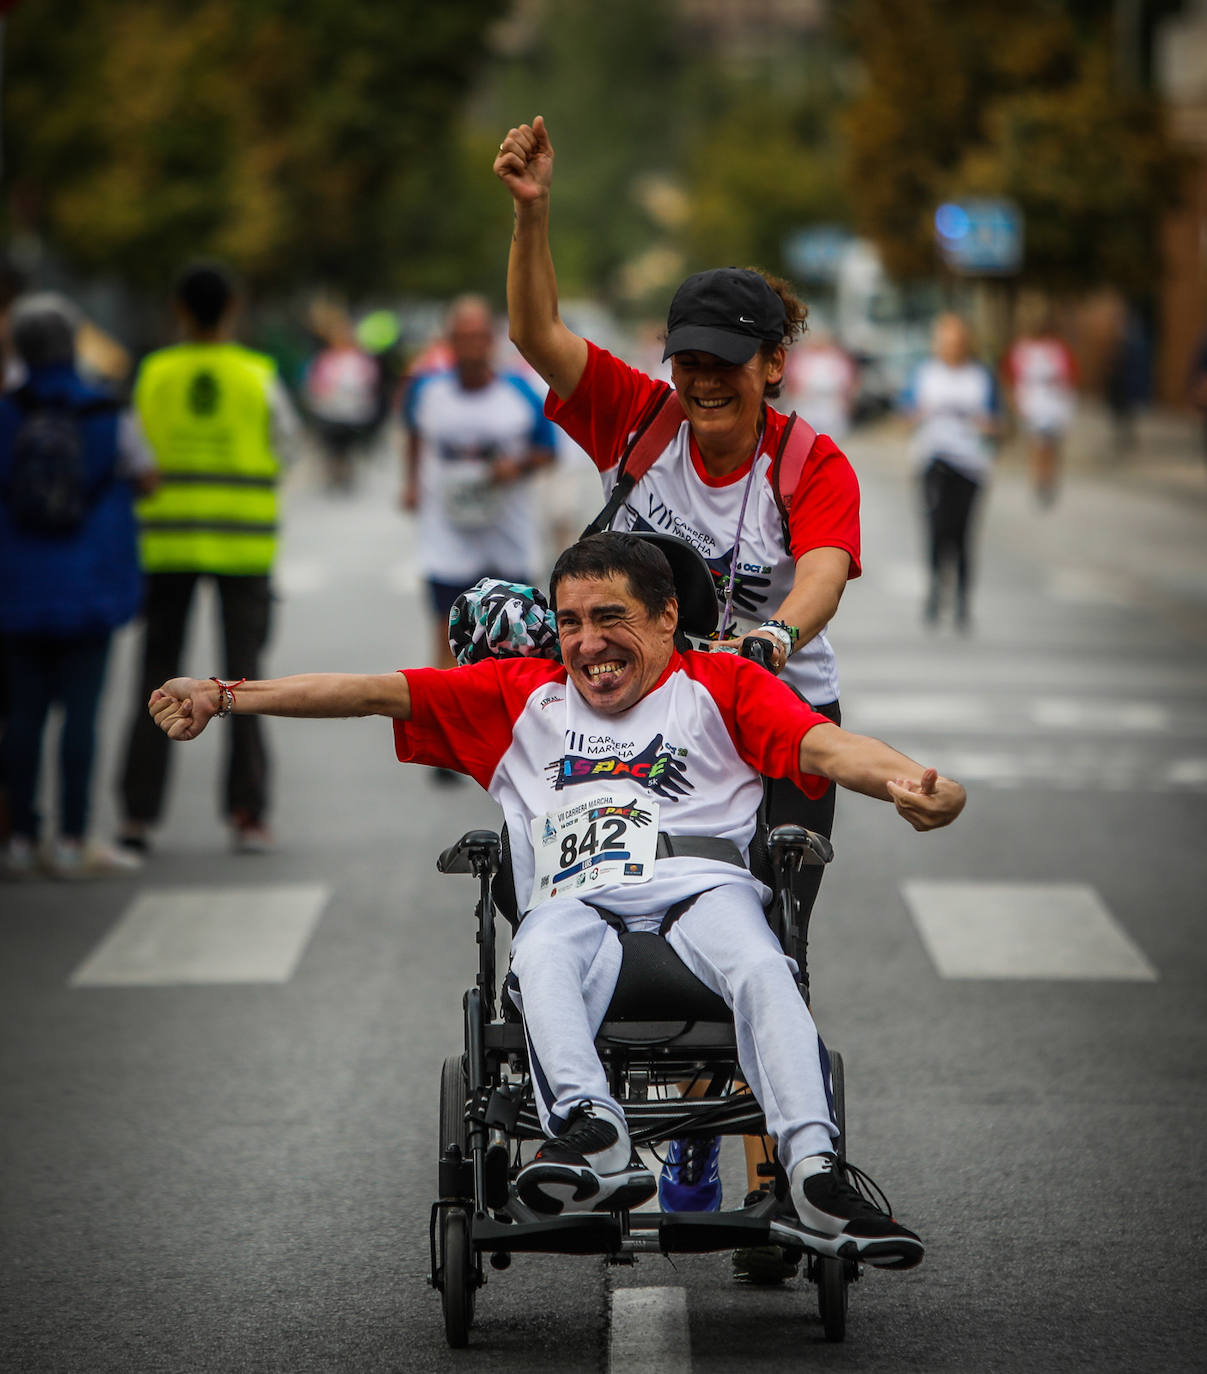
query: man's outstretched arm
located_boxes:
[800,722,966,832]
[149,673,412,742]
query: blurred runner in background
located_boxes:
[1004,295,1078,506]
[784,328,857,442]
[904,313,1000,633]
[401,294,556,684]
[302,300,381,492]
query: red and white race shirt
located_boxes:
[1004,337,1078,436]
[395,650,831,914]
[545,344,861,706]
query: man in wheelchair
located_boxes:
[148,531,965,1273]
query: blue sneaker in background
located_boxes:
[657,1136,723,1212]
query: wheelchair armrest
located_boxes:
[768,824,833,869]
[436,829,501,875]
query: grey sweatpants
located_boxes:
[508,884,838,1175]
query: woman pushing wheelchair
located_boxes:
[150,531,964,1271]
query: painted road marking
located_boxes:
[68,885,329,987]
[901,881,1158,981]
[610,1287,691,1374]
[925,746,1207,791]
[1031,698,1169,733]
[845,693,1188,735]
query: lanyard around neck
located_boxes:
[718,418,765,638]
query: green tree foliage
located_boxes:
[678,48,853,281]
[839,0,1180,289]
[479,0,684,300]
[4,0,505,294]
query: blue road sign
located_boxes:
[935,199,1024,275]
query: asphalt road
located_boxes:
[2,422,1205,1373]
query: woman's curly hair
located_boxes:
[752,268,809,400]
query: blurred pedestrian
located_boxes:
[302,301,381,492]
[0,294,156,878]
[116,261,298,855]
[1186,325,1207,469]
[1004,296,1078,506]
[784,328,857,441]
[401,294,556,687]
[1102,299,1147,456]
[0,258,28,844]
[905,313,999,632]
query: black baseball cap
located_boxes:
[662,267,787,365]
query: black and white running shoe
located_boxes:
[790,1153,924,1270]
[517,1103,656,1215]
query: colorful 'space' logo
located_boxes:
[547,733,692,801]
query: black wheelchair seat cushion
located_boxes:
[605,930,730,1022]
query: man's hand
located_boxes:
[495,116,554,204]
[886,767,966,831]
[148,678,219,741]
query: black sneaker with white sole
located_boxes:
[517,1103,655,1215]
[790,1153,924,1270]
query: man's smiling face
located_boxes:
[555,573,678,716]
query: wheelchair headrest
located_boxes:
[629,532,719,639]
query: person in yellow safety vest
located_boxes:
[116,261,299,855]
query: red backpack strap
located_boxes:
[581,386,687,536]
[768,411,818,553]
[617,385,686,484]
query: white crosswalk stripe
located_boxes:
[610,1288,691,1374]
[901,881,1158,981]
[69,885,330,987]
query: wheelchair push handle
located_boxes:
[437,829,501,876]
[738,635,776,672]
[768,823,833,870]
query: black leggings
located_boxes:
[764,697,840,968]
[921,458,981,609]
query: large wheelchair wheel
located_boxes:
[816,1049,850,1342]
[439,1054,469,1177]
[437,1055,478,1346]
[439,1207,475,1348]
[831,1050,846,1159]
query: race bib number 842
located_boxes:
[528,789,659,909]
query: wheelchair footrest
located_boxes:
[637,1211,790,1254]
[472,1212,623,1256]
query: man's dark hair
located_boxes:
[550,533,676,621]
[174,261,237,329]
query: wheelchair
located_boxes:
[429,814,864,1349]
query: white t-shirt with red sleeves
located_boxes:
[1004,336,1078,436]
[544,344,861,707]
[395,650,831,915]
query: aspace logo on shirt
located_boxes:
[548,733,692,801]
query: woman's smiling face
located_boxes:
[669,346,784,466]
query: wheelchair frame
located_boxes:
[429,822,860,1349]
